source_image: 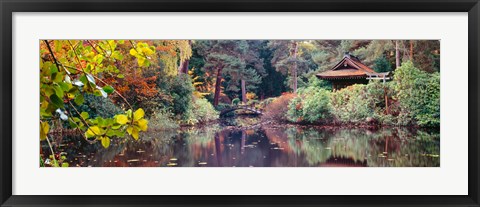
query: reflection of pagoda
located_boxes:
[319,156,367,167]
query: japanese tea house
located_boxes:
[316,52,391,90]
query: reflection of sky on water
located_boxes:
[43,125,440,167]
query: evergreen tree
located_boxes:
[268,40,310,93]
[196,40,263,106]
[373,55,393,73]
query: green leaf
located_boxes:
[80,111,89,120]
[112,51,124,60]
[100,136,110,148]
[94,54,104,64]
[79,75,87,85]
[68,119,78,128]
[53,85,64,98]
[54,40,62,52]
[54,72,65,83]
[117,74,125,79]
[102,85,114,94]
[74,94,85,105]
[50,64,59,74]
[61,163,69,167]
[93,90,102,97]
[111,124,122,130]
[49,94,64,108]
[58,82,70,91]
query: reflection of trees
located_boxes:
[365,128,440,167]
[282,127,439,167]
[285,128,331,166]
[177,125,221,166]
[47,124,439,167]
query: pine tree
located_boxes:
[268,40,310,93]
[196,40,263,106]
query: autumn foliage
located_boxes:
[263,92,296,121]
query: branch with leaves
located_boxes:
[40,40,154,154]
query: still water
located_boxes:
[44,122,440,167]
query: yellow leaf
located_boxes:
[129,49,138,56]
[85,126,101,138]
[40,122,49,141]
[126,126,133,135]
[137,56,146,66]
[133,108,145,121]
[131,127,139,140]
[137,119,148,131]
[100,136,110,148]
[116,114,128,125]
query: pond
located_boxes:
[42,119,440,167]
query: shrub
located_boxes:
[192,98,219,124]
[231,98,241,106]
[78,94,123,118]
[215,103,230,112]
[148,109,179,130]
[306,75,332,90]
[260,97,276,108]
[287,87,331,123]
[170,74,195,121]
[247,100,260,109]
[263,93,295,121]
[246,92,257,101]
[330,84,374,123]
[393,61,440,127]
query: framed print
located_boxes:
[1,0,479,206]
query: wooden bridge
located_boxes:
[219,105,263,116]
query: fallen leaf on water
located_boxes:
[127,159,140,163]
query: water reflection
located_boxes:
[43,125,440,167]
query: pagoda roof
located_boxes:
[316,54,377,80]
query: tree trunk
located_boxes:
[409,40,414,61]
[213,67,223,106]
[395,40,400,69]
[292,41,298,94]
[178,59,189,74]
[241,79,246,104]
[178,40,192,74]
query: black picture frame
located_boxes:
[1,0,479,206]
